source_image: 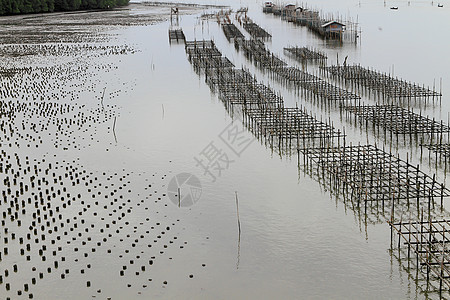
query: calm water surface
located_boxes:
[1,0,450,299]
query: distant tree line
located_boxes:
[0,0,129,15]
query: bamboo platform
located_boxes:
[185,40,222,58]
[244,106,341,144]
[302,159,444,226]
[324,65,442,102]
[190,56,234,69]
[343,104,450,141]
[209,67,342,146]
[284,46,327,62]
[235,39,286,68]
[222,24,245,41]
[185,40,231,71]
[269,66,361,102]
[185,40,343,150]
[233,38,360,103]
[212,69,283,109]
[243,21,272,39]
[301,144,450,206]
[389,218,450,294]
[168,29,186,42]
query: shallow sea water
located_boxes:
[1,0,450,299]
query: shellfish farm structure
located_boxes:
[1,1,450,299]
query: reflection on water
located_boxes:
[0,0,449,299]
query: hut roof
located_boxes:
[321,21,345,28]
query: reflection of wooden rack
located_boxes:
[168,29,185,43]
[389,217,450,294]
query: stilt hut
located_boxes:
[321,21,345,39]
